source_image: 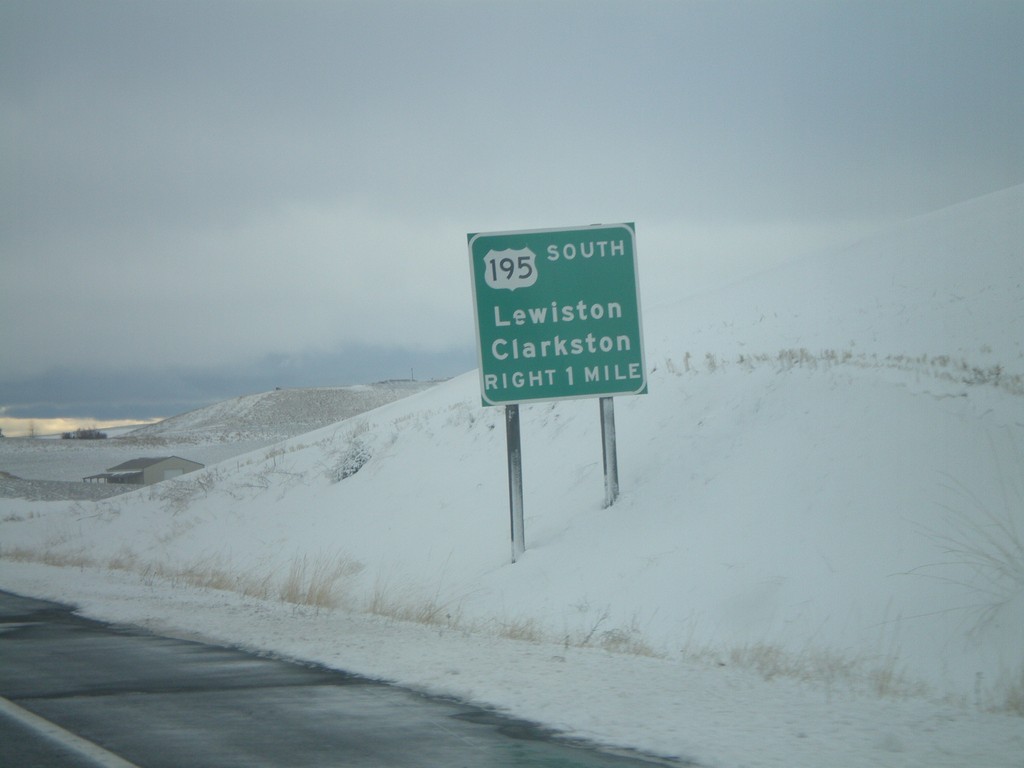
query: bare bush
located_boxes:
[326,425,373,483]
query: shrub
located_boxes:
[327,425,373,483]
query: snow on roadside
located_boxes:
[1,561,1021,768]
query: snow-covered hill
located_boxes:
[0,380,440,490]
[128,380,439,442]
[2,186,1022,767]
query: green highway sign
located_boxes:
[468,223,647,406]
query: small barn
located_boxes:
[84,456,204,486]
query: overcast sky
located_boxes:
[2,0,1022,431]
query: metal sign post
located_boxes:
[599,397,619,507]
[505,405,525,563]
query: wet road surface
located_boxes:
[0,591,683,767]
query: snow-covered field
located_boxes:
[2,186,1023,767]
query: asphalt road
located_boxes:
[0,591,680,767]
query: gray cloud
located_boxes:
[1,343,475,421]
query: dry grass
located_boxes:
[367,587,455,627]
[688,640,932,701]
[595,627,657,657]
[2,545,361,611]
[278,553,363,609]
[1003,668,1024,716]
[2,546,95,569]
[495,617,544,643]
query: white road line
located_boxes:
[0,695,142,768]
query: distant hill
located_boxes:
[0,380,445,490]
[124,380,442,443]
